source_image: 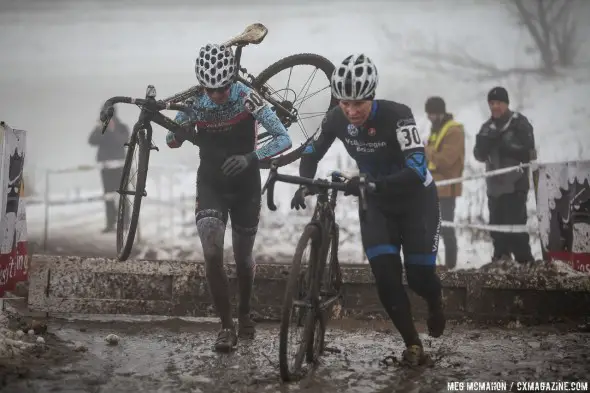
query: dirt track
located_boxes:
[2,314,589,393]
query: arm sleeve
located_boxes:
[299,115,338,179]
[377,106,431,191]
[473,125,490,163]
[428,126,464,171]
[166,102,198,149]
[243,90,292,161]
[500,114,536,162]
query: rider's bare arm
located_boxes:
[299,114,337,179]
[241,89,292,161]
[377,105,433,192]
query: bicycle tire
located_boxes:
[279,224,321,382]
[253,53,337,169]
[306,223,340,363]
[116,129,150,261]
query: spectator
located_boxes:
[473,87,536,263]
[88,107,130,233]
[424,97,465,269]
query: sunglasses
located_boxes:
[205,85,231,94]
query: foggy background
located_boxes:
[2,0,590,262]
[5,0,588,181]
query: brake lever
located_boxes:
[358,175,374,221]
[262,159,279,195]
[99,105,115,134]
[265,176,277,211]
[261,173,272,195]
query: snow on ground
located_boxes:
[9,1,589,268]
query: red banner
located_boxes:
[0,123,29,297]
[0,241,28,297]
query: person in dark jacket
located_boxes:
[88,107,130,233]
[473,87,536,263]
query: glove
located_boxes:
[290,186,318,210]
[475,133,496,155]
[173,125,196,144]
[291,186,308,210]
[221,152,257,177]
[344,176,362,196]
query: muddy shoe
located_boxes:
[214,328,237,352]
[401,345,431,367]
[427,307,446,338]
[238,315,256,339]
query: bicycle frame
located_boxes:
[160,43,298,128]
[306,175,344,311]
[308,176,341,266]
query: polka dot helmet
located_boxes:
[195,43,236,88]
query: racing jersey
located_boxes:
[167,82,292,172]
[300,100,434,196]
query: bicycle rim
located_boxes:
[116,130,150,261]
[253,53,337,169]
[279,224,321,382]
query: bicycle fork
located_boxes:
[310,222,341,316]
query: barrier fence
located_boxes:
[22,158,590,271]
[25,160,195,251]
[26,159,537,245]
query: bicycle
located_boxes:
[262,160,375,382]
[97,23,337,261]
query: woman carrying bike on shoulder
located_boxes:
[168,43,292,352]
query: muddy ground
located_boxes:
[1,312,589,393]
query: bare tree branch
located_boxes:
[549,0,573,25]
[400,45,545,83]
[512,0,556,75]
[509,0,580,71]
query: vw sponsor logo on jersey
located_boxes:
[347,124,358,136]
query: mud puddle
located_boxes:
[2,316,589,393]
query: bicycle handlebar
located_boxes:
[262,160,376,214]
[99,95,191,134]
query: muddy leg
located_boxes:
[369,254,422,347]
[196,216,233,329]
[232,226,256,317]
[406,264,445,337]
[232,225,257,338]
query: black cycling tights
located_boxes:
[369,254,442,347]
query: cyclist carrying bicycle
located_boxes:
[168,43,292,352]
[291,54,445,366]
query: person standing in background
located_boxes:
[473,87,536,263]
[424,97,465,269]
[88,107,130,233]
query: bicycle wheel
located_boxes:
[306,223,341,363]
[253,53,337,169]
[116,128,150,261]
[279,224,321,382]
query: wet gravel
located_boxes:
[1,316,589,393]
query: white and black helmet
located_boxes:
[331,54,378,100]
[195,43,236,88]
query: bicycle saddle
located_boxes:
[223,23,268,47]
